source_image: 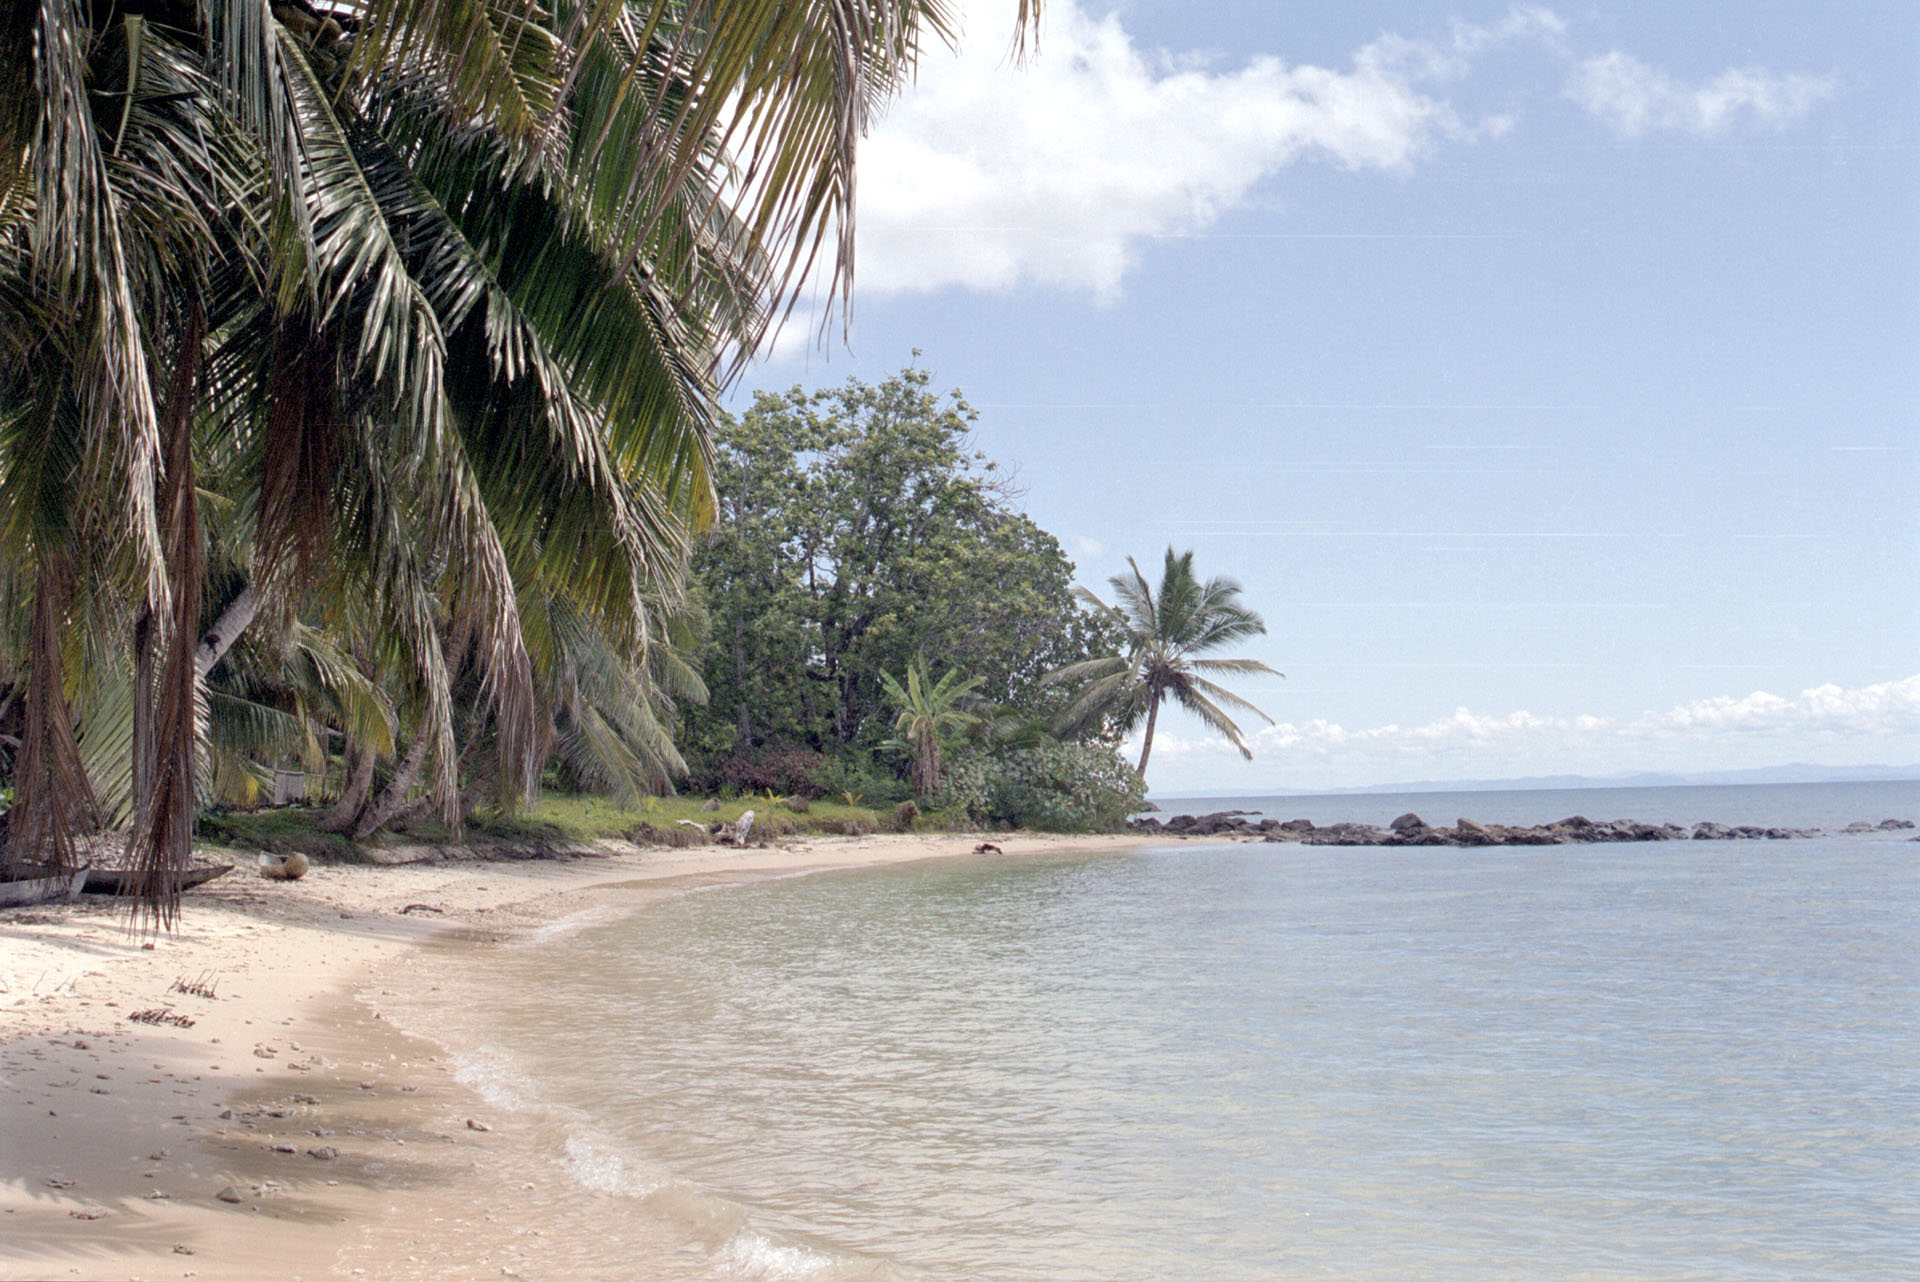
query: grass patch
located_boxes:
[200,790,901,858]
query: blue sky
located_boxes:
[739,1,1919,794]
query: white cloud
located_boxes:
[855,2,1539,298]
[1565,52,1835,137]
[1140,675,1920,791]
[847,6,1833,302]
[1638,676,1920,736]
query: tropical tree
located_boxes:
[1047,548,1283,781]
[686,365,1119,767]
[880,661,982,797]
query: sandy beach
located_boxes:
[0,831,1150,1281]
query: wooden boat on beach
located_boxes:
[82,863,235,896]
[0,867,90,908]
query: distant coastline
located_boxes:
[1155,763,1920,802]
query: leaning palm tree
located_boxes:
[1047,549,1283,781]
[880,661,982,797]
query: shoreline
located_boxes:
[0,831,1148,1281]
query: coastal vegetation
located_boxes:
[0,0,1044,919]
[0,0,1281,908]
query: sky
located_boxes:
[736,1,1920,795]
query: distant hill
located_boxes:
[1157,763,1920,801]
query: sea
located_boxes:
[395,780,1919,1280]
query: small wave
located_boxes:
[524,903,630,945]
[718,1231,834,1279]
[450,1045,535,1110]
[561,1132,669,1199]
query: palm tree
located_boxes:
[1047,548,1283,781]
[880,661,982,797]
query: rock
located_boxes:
[465,1118,492,1132]
[1389,813,1425,832]
[1278,818,1314,833]
[271,1144,297,1154]
[1843,821,1875,833]
[1691,822,1732,840]
[1877,818,1914,830]
[307,1146,338,1160]
[215,1186,245,1204]
[1452,818,1497,846]
[699,798,720,812]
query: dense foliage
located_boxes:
[938,743,1147,833]
[685,365,1120,780]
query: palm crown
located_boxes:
[1048,548,1282,780]
[880,661,982,797]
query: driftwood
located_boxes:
[716,809,755,846]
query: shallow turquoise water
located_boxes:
[429,832,1919,1280]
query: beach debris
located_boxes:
[215,1186,245,1204]
[272,1144,297,1153]
[173,1245,195,1255]
[465,1118,492,1132]
[307,1146,339,1160]
[974,842,1003,855]
[170,972,220,1000]
[400,903,445,915]
[128,1007,195,1028]
[716,809,756,846]
[149,1150,170,1160]
[69,1208,106,1220]
[258,852,310,882]
[147,1190,170,1199]
[45,1176,74,1189]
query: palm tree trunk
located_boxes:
[352,733,433,840]
[130,604,155,823]
[194,584,260,681]
[321,741,376,833]
[5,551,98,878]
[1136,694,1162,779]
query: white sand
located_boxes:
[0,831,1157,1280]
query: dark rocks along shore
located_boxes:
[1126,811,1916,846]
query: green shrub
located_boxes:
[810,752,914,807]
[941,743,1143,833]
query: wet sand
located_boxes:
[0,831,1148,1280]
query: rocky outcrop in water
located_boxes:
[1125,811,1912,846]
